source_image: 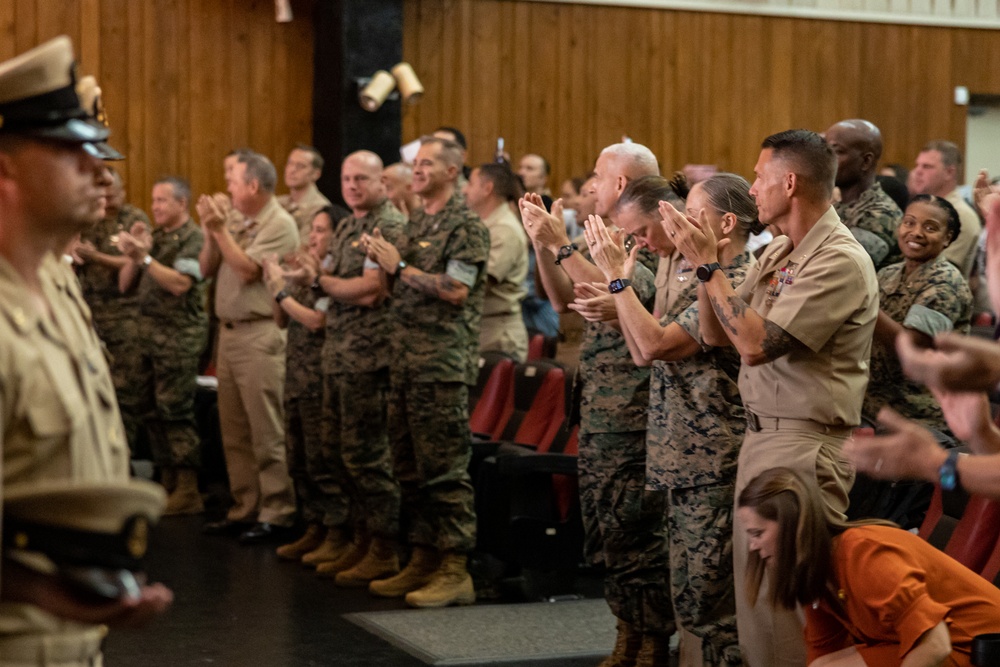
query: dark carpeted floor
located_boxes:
[103,516,611,666]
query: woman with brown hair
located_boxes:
[737,467,1000,666]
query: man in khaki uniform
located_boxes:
[277,144,346,239]
[0,36,172,664]
[665,130,878,667]
[911,140,982,277]
[199,151,299,543]
[462,163,529,361]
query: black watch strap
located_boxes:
[608,278,632,294]
[555,243,577,265]
[696,262,722,283]
[310,277,323,293]
[275,289,290,304]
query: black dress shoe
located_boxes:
[238,522,290,544]
[202,519,252,537]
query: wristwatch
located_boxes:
[395,260,408,276]
[696,262,722,282]
[939,449,965,492]
[554,243,577,265]
[608,278,632,294]
[142,254,153,267]
[310,277,323,294]
[274,289,290,304]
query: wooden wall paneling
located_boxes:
[228,1,252,156]
[37,1,80,51]
[174,0,191,183]
[97,0,128,182]
[467,0,503,170]
[79,0,101,77]
[15,0,39,55]
[125,0,147,207]
[248,7,276,154]
[187,0,225,201]
[0,2,17,62]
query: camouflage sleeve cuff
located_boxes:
[849,227,889,267]
[173,258,203,281]
[446,259,479,289]
[903,303,954,338]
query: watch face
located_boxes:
[696,263,718,282]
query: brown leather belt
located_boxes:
[745,410,854,436]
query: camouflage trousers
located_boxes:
[667,482,741,666]
[94,313,144,450]
[389,380,476,553]
[286,390,341,526]
[578,430,674,634]
[135,333,204,469]
[323,370,400,537]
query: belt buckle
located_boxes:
[746,411,760,432]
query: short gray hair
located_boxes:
[238,152,278,193]
[599,142,660,180]
[154,176,191,204]
[419,135,464,170]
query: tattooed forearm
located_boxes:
[402,269,467,304]
[710,295,740,337]
[761,320,801,361]
[710,294,752,338]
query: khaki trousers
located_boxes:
[0,625,104,666]
[216,319,295,526]
[732,428,854,667]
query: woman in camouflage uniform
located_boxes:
[587,173,762,666]
[862,195,971,433]
[263,208,340,559]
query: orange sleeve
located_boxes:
[805,604,853,663]
[842,536,950,660]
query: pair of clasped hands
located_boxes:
[517,192,721,323]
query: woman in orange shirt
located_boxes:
[737,467,1000,666]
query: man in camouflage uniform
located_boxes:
[863,196,972,431]
[296,151,406,585]
[364,136,489,608]
[76,167,150,449]
[521,142,674,666]
[116,177,208,516]
[825,119,903,269]
[278,144,348,240]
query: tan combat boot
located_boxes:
[634,632,672,667]
[301,527,350,567]
[334,537,400,587]
[598,620,642,667]
[368,546,439,598]
[316,533,370,578]
[404,551,475,608]
[164,468,204,516]
[276,523,325,560]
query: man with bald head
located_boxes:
[825,119,903,268]
[521,142,674,662]
[382,162,421,217]
[293,150,408,585]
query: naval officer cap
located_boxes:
[0,36,121,159]
[3,479,166,601]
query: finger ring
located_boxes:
[670,231,676,237]
[874,458,884,473]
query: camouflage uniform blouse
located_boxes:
[321,199,406,376]
[136,219,207,342]
[390,194,490,385]
[577,246,657,436]
[863,254,972,429]
[77,204,149,325]
[834,182,903,270]
[646,252,752,491]
[285,282,327,400]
